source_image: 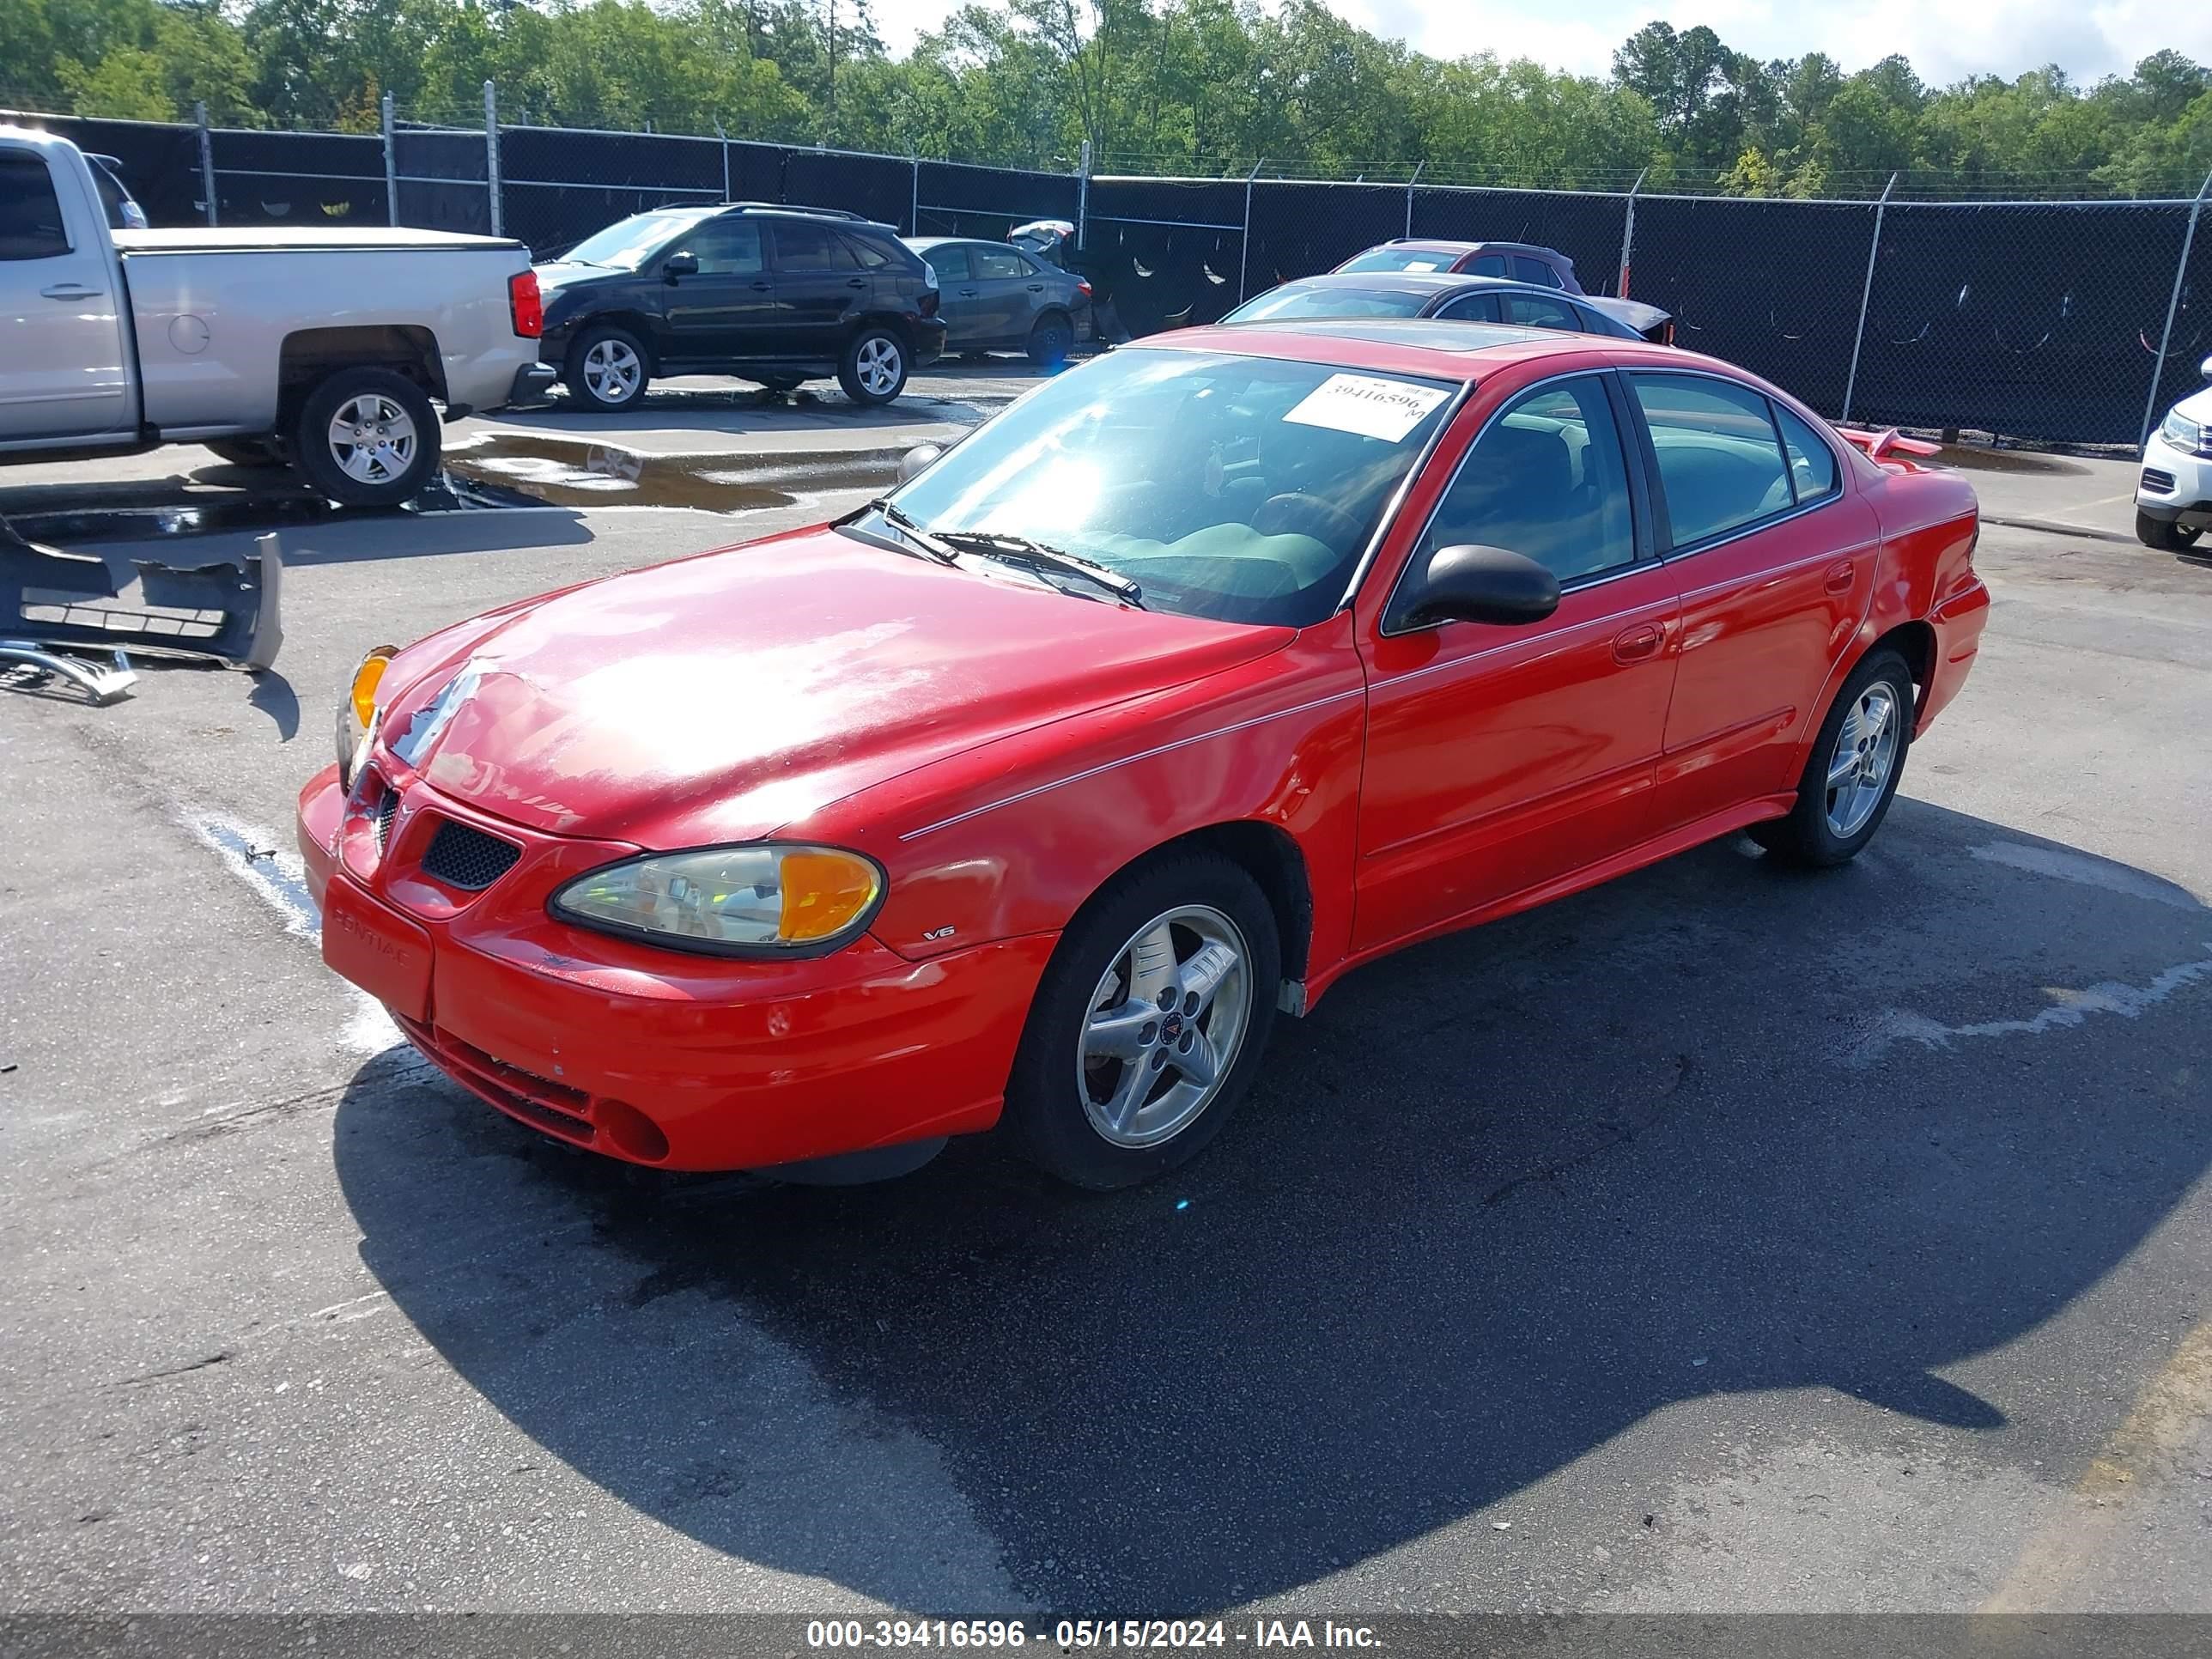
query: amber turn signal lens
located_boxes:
[778,849,884,942]
[349,647,397,727]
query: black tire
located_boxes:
[1750,648,1915,868]
[565,323,652,412]
[290,368,440,508]
[204,436,287,469]
[1025,312,1075,366]
[837,325,908,406]
[2136,510,2200,551]
[1003,849,1280,1190]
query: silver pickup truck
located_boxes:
[1,126,555,506]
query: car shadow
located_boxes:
[331,799,2212,1610]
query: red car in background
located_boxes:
[301,321,1985,1190]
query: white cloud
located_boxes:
[864,0,2212,84]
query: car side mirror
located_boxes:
[663,251,698,282]
[1392,544,1561,631]
[896,442,945,483]
[2201,351,2212,380]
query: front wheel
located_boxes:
[1003,850,1280,1190]
[1750,648,1914,867]
[2136,509,2201,551]
[838,327,908,406]
[291,368,440,507]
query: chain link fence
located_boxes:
[6,94,2209,446]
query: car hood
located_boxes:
[533,259,627,295]
[384,526,1290,848]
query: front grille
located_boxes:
[2142,467,2177,495]
[420,817,521,890]
[373,787,400,852]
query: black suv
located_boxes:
[535,203,946,410]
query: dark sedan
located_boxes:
[1224,271,1672,344]
[905,236,1094,364]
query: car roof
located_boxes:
[1138,318,1703,382]
[905,235,1024,250]
[1362,238,1559,258]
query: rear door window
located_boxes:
[1433,292,1500,322]
[1629,374,1796,547]
[1773,404,1840,504]
[1510,255,1564,288]
[1467,252,1509,277]
[973,246,1030,281]
[1503,293,1581,331]
[0,151,70,259]
[769,221,856,271]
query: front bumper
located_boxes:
[2136,430,2212,527]
[299,762,1056,1170]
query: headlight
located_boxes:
[336,645,398,788]
[551,844,886,957]
[2161,409,2208,456]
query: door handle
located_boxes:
[846,277,867,289]
[958,288,979,297]
[1823,560,1856,595]
[40,283,104,300]
[1026,283,1044,291]
[1612,622,1665,665]
[750,280,771,291]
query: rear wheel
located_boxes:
[1025,312,1074,367]
[1750,648,1913,867]
[838,327,908,406]
[567,325,651,412]
[291,368,439,507]
[2136,509,2201,551]
[1004,850,1279,1190]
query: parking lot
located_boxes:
[3,368,2209,1617]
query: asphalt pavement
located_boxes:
[3,377,2209,1619]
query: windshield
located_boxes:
[1226,283,1431,323]
[561,210,705,269]
[878,347,1457,627]
[1339,247,1458,274]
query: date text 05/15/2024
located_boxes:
[805,1620,1383,1650]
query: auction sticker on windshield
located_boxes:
[1282,374,1450,443]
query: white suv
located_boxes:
[2136,356,2212,551]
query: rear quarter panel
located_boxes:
[123,242,535,432]
[1860,461,1984,731]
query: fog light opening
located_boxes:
[595,1098,670,1163]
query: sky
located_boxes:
[863,0,2212,88]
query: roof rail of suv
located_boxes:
[714,200,875,223]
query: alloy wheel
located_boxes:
[326,393,417,486]
[856,336,902,397]
[1825,682,1900,838]
[583,338,643,404]
[1077,904,1252,1149]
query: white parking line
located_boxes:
[180,809,403,1057]
[1844,945,2212,1067]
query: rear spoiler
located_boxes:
[1836,426,1943,460]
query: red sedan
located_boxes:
[300,321,1986,1189]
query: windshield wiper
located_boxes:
[933,529,1144,607]
[850,498,959,564]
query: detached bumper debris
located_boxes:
[1,520,283,699]
[0,641,138,705]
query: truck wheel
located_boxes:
[204,437,289,469]
[2136,510,2200,551]
[1002,849,1280,1190]
[838,327,908,406]
[292,368,440,507]
[568,325,651,411]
